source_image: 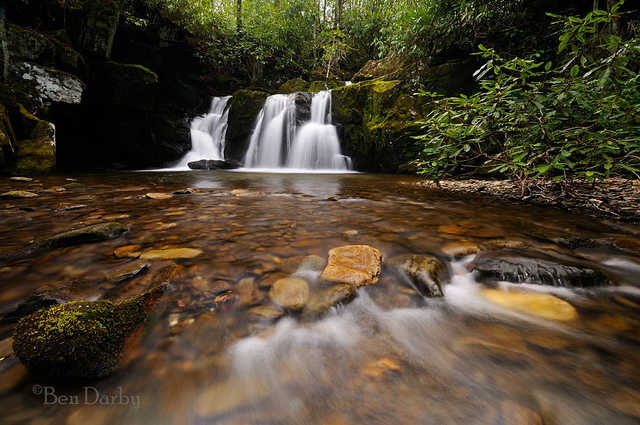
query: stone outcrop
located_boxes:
[225,89,270,162]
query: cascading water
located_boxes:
[171,96,231,169]
[243,91,353,171]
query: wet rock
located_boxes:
[187,159,243,170]
[471,251,609,287]
[236,277,265,307]
[362,358,401,380]
[611,238,640,256]
[485,401,543,425]
[269,277,310,311]
[146,192,173,200]
[114,244,143,258]
[0,190,38,199]
[140,248,202,260]
[440,241,479,258]
[62,182,89,190]
[320,245,382,287]
[9,177,33,182]
[1,222,129,264]
[1,277,99,322]
[12,285,167,377]
[300,284,357,320]
[481,289,578,321]
[387,254,448,298]
[248,305,285,322]
[106,259,150,282]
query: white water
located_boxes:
[171,96,232,170]
[243,91,353,171]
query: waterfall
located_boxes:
[171,96,232,169]
[243,91,352,171]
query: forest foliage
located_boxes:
[413,1,640,180]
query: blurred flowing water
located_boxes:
[0,171,639,425]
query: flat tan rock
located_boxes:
[140,248,203,260]
[145,192,173,200]
[481,289,578,321]
[321,245,382,287]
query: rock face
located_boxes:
[321,245,382,287]
[12,285,166,377]
[9,62,84,104]
[225,89,270,162]
[387,254,448,297]
[1,0,242,173]
[332,79,427,173]
[269,277,310,311]
[471,252,609,287]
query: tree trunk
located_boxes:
[0,0,8,82]
[335,0,343,29]
[236,0,242,32]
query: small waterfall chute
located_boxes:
[171,96,232,170]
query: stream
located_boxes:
[0,171,639,425]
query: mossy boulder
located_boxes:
[278,78,310,94]
[12,285,167,377]
[6,23,57,67]
[9,62,85,105]
[225,89,270,161]
[13,119,56,174]
[0,104,17,174]
[332,79,427,173]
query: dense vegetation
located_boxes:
[414,1,640,180]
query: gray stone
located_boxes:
[6,23,56,67]
[10,62,84,104]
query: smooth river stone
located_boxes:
[140,248,203,260]
[481,289,578,321]
[145,192,173,200]
[321,245,382,287]
[269,277,310,311]
[106,259,151,282]
[387,254,447,297]
[0,190,38,199]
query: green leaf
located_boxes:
[570,65,580,78]
[544,61,552,72]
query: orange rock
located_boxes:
[321,245,382,287]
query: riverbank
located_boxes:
[416,178,640,224]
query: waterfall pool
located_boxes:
[0,171,639,424]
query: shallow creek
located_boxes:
[0,171,639,425]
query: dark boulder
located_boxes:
[187,159,243,170]
[470,251,610,288]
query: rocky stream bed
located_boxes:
[0,171,639,425]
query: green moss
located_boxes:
[12,285,166,377]
[278,78,310,94]
[105,62,158,84]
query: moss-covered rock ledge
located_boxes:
[12,284,167,377]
